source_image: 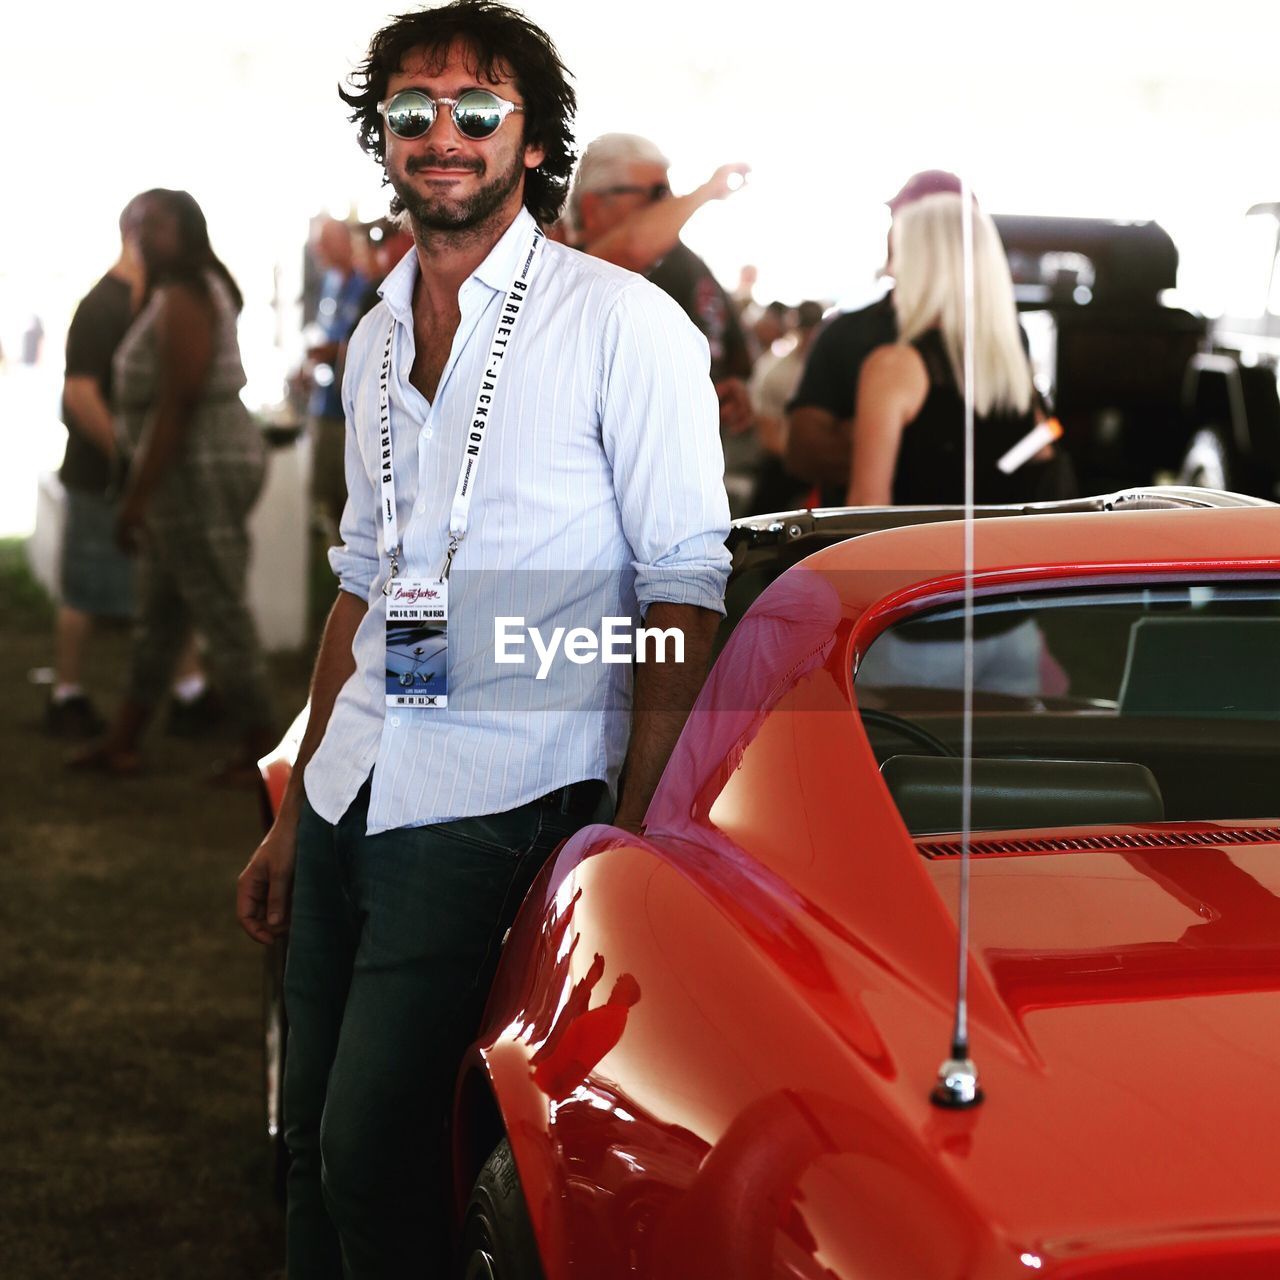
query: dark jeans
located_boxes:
[283,776,609,1279]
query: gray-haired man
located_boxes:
[570,133,756,445]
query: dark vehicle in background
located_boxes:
[993,214,1207,495]
[993,211,1280,501]
[1181,202,1280,497]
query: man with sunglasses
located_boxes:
[235,3,730,1275]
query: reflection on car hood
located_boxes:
[905,832,1280,1268]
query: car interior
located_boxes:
[879,755,1165,837]
[855,580,1280,835]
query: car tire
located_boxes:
[1179,425,1235,491]
[459,1138,544,1280]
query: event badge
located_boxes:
[385,578,449,708]
[375,225,543,714]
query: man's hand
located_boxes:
[785,405,851,487]
[232,590,366,944]
[715,377,755,435]
[237,821,298,945]
[610,810,647,836]
[701,162,751,202]
[757,412,787,455]
[63,376,120,463]
[306,340,341,364]
[114,497,146,553]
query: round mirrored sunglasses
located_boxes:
[378,88,524,141]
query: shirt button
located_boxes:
[416,501,426,514]
[391,716,401,727]
[423,427,434,439]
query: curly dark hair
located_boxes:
[339,1,577,226]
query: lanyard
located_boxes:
[379,226,545,587]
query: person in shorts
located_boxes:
[49,197,146,737]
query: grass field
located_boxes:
[0,538,313,1279]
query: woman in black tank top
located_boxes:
[846,194,1070,507]
[890,329,1055,505]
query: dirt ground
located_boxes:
[0,538,314,1279]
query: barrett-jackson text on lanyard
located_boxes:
[378,224,545,588]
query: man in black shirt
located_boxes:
[48,198,149,735]
[785,170,964,505]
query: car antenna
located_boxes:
[931,176,984,1110]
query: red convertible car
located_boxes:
[259,489,1280,1279]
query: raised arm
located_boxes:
[582,163,749,274]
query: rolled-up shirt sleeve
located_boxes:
[599,281,732,617]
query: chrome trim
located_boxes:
[463,1250,498,1280]
[931,1055,984,1109]
[731,485,1275,535]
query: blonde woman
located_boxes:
[846,193,1067,506]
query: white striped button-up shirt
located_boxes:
[304,207,732,834]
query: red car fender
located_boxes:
[460,826,1025,1278]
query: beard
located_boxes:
[388,145,525,234]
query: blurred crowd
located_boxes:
[40,136,1069,774]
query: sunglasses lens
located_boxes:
[453,90,505,139]
[385,91,434,139]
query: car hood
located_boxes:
[907,828,1280,1272]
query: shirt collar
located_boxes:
[473,205,538,291]
[378,244,418,323]
[377,206,539,323]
